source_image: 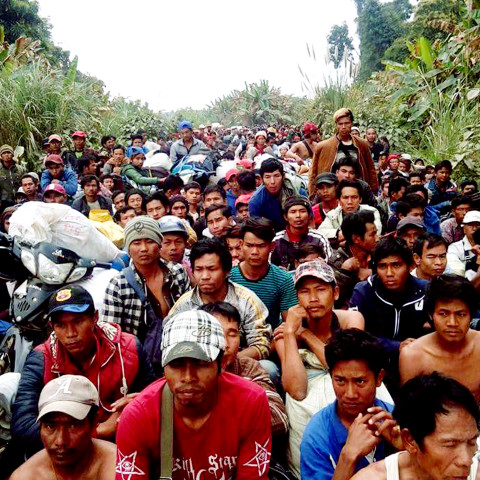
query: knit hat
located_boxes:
[124,215,163,251]
[333,108,353,123]
[0,145,14,155]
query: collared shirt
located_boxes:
[101,259,190,338]
[447,236,477,279]
[167,280,272,359]
[169,137,207,164]
[441,217,464,245]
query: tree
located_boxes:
[327,23,354,68]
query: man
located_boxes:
[225,168,241,214]
[10,375,116,480]
[411,233,447,280]
[62,131,89,172]
[365,127,383,162]
[167,237,271,361]
[301,329,398,480]
[43,183,67,204]
[271,196,332,271]
[312,173,339,227]
[447,210,480,279]
[169,120,207,164]
[461,179,478,196]
[193,185,227,239]
[309,108,378,196]
[113,205,136,228]
[225,224,244,266]
[121,148,161,193]
[249,158,307,232]
[427,159,457,209]
[408,170,424,185]
[102,216,190,370]
[229,218,297,329]
[286,122,320,165]
[145,190,169,220]
[12,285,155,456]
[349,236,430,358]
[399,274,480,400]
[205,204,234,238]
[40,154,78,198]
[441,195,472,244]
[351,373,480,480]
[318,180,382,247]
[46,134,63,156]
[72,175,113,217]
[235,195,251,220]
[329,210,379,308]
[77,155,99,178]
[273,261,364,478]
[112,190,125,211]
[183,181,202,222]
[0,144,21,208]
[396,216,426,250]
[20,173,41,202]
[158,215,191,278]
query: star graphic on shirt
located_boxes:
[243,439,271,476]
[115,450,145,480]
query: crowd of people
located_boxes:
[1,107,480,480]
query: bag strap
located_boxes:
[122,266,148,303]
[302,140,313,158]
[160,383,173,480]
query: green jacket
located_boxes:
[0,161,21,203]
[121,164,158,192]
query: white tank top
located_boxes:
[385,452,478,480]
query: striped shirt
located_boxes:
[229,263,297,328]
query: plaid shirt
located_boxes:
[101,259,190,338]
[167,281,272,359]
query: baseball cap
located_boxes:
[237,158,253,170]
[396,216,425,232]
[71,131,86,138]
[235,194,252,207]
[178,120,193,131]
[161,310,226,367]
[27,171,39,183]
[351,126,360,133]
[48,134,62,143]
[44,183,67,196]
[0,144,14,155]
[198,124,206,129]
[316,172,337,186]
[462,210,480,225]
[400,153,412,162]
[45,154,63,166]
[158,215,188,238]
[128,146,145,158]
[267,127,277,134]
[225,168,240,182]
[303,122,318,135]
[294,260,336,287]
[47,285,95,320]
[38,375,99,421]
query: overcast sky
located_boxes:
[37,0,358,112]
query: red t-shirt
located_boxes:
[115,373,271,480]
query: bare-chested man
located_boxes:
[10,375,115,480]
[286,122,320,173]
[399,274,480,401]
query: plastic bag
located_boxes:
[9,202,121,263]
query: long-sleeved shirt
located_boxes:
[169,137,207,164]
[40,168,78,197]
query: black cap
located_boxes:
[47,286,95,320]
[283,196,312,215]
[316,172,338,186]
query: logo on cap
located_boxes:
[134,222,144,232]
[56,289,72,302]
[192,326,212,338]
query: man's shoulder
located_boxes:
[125,378,165,415]
[303,402,337,442]
[269,263,292,279]
[315,136,337,151]
[9,449,48,479]
[230,281,263,302]
[350,458,388,480]
[220,371,266,402]
[273,229,287,242]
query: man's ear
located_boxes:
[413,252,421,267]
[269,242,275,253]
[402,429,420,455]
[375,368,386,387]
[333,285,340,302]
[351,233,360,246]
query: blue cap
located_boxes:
[127,146,145,158]
[178,120,193,131]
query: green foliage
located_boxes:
[327,23,354,68]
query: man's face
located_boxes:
[119,209,136,228]
[336,166,356,182]
[160,233,186,263]
[336,116,353,138]
[213,312,240,369]
[432,298,470,344]
[366,129,377,143]
[332,359,380,421]
[226,238,243,266]
[236,205,250,220]
[129,239,160,266]
[416,243,447,279]
[44,192,66,204]
[47,163,64,179]
[72,136,86,150]
[339,187,361,214]
[127,194,143,213]
[462,184,477,195]
[51,312,96,358]
[193,253,228,296]
[464,222,480,244]
[453,204,471,224]
[41,413,94,469]
[106,137,116,149]
[242,232,272,268]
[398,161,410,173]
[49,140,62,153]
[436,167,451,185]
[296,277,338,320]
[83,180,98,198]
[84,161,97,175]
[379,155,387,168]
[285,205,310,231]
[185,188,201,206]
[207,210,231,237]
[1,151,13,164]
[262,170,284,196]
[389,158,399,170]
[102,178,114,191]
[376,254,409,291]
[171,201,187,219]
[131,154,145,168]
[381,182,390,197]
[410,175,423,185]
[146,199,167,220]
[400,227,424,250]
[112,148,125,162]
[317,183,337,203]
[132,138,143,147]
[165,357,218,409]
[391,186,406,203]
[356,223,378,253]
[180,128,193,142]
[408,207,424,220]
[203,192,225,209]
[413,406,478,480]
[21,177,37,196]
[113,193,125,210]
[227,175,240,194]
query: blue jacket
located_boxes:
[40,168,78,197]
[349,274,430,356]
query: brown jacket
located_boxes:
[309,135,378,196]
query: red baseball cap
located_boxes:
[237,158,253,169]
[235,194,252,206]
[71,131,86,138]
[225,168,240,182]
[44,183,66,196]
[45,154,64,166]
[303,122,318,135]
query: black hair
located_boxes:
[77,155,98,175]
[332,157,361,176]
[113,205,136,223]
[434,160,453,173]
[451,195,472,209]
[239,217,275,243]
[203,184,226,200]
[325,328,385,377]
[259,158,284,177]
[145,190,169,209]
[130,134,143,142]
[405,184,428,199]
[394,200,412,219]
[217,178,228,189]
[112,190,124,203]
[112,144,125,153]
[184,181,202,192]
[425,274,477,318]
[402,193,427,211]
[413,233,447,258]
[162,174,184,193]
[372,236,413,269]
[336,179,363,199]
[205,205,232,220]
[237,171,257,192]
[100,173,113,182]
[225,224,243,240]
[394,372,480,448]
[460,179,478,191]
[125,189,146,211]
[190,237,232,272]
[169,195,188,209]
[341,210,376,246]
[388,177,409,197]
[80,174,100,188]
[294,243,326,261]
[199,302,241,326]
[409,170,425,181]
[21,173,38,184]
[101,135,116,147]
[283,196,312,216]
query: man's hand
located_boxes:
[96,412,120,439]
[343,413,382,461]
[367,406,403,451]
[111,393,141,414]
[399,338,416,352]
[50,179,60,184]
[358,267,372,281]
[284,305,307,338]
[273,323,285,343]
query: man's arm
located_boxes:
[399,341,424,385]
[101,275,125,325]
[285,143,304,163]
[62,169,78,197]
[447,243,466,276]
